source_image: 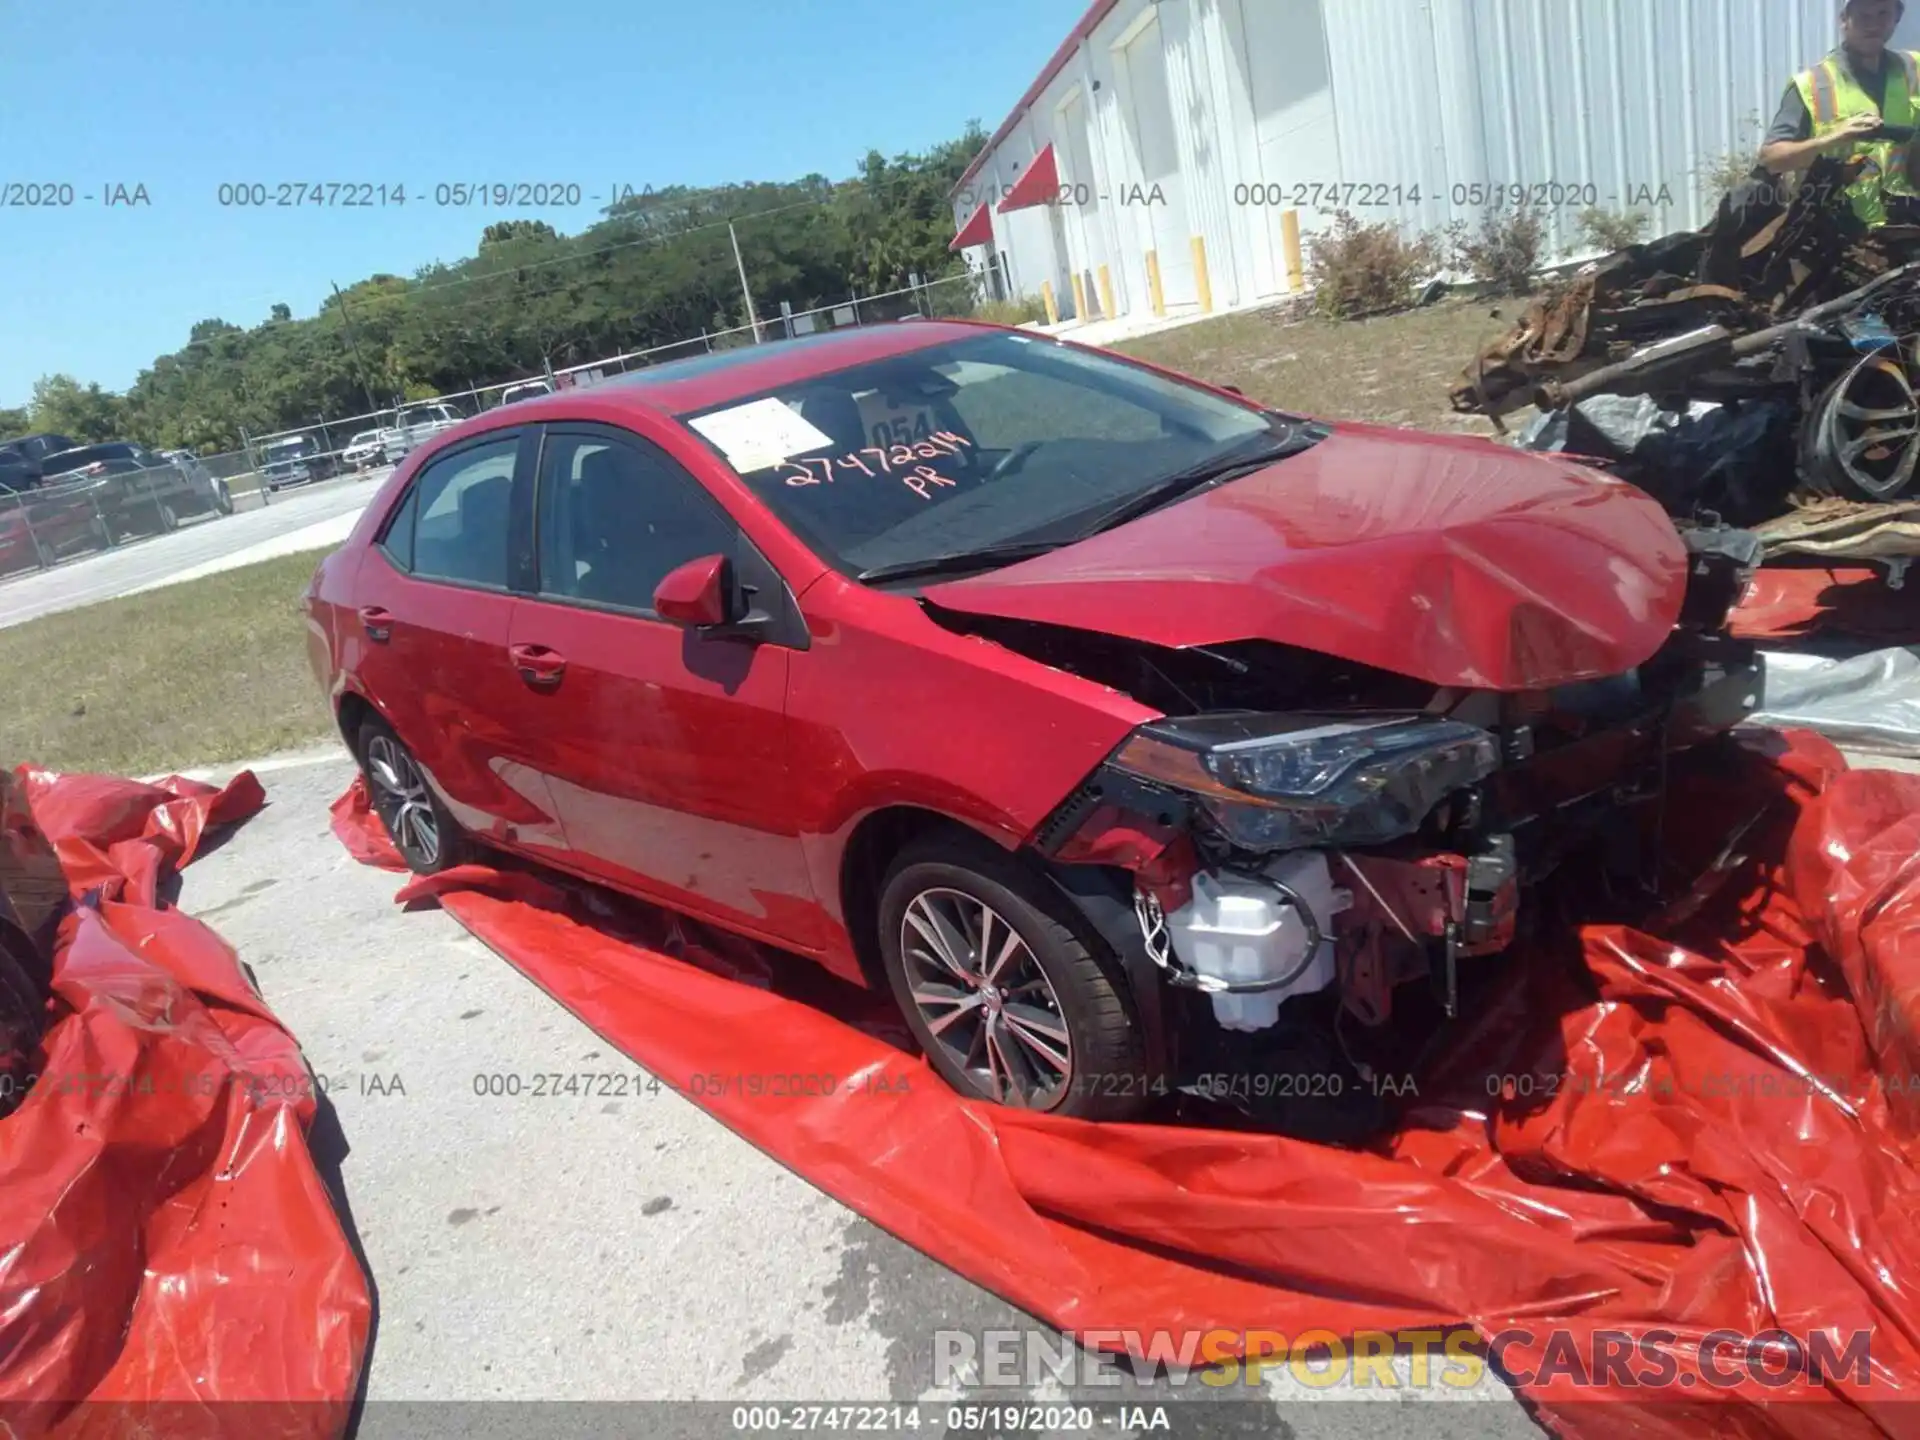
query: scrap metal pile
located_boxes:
[1452,157,1920,567]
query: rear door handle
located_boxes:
[358,605,393,642]
[509,642,567,688]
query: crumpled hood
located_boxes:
[922,421,1690,691]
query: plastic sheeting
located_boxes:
[5,767,370,1439]
[1517,395,1799,526]
[1732,565,1920,644]
[334,734,1920,1436]
[1747,647,1920,756]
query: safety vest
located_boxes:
[1795,49,1920,227]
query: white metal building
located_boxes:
[951,0,1920,326]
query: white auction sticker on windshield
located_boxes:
[689,398,835,473]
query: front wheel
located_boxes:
[877,833,1149,1119]
[355,715,474,875]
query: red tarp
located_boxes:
[331,732,1920,1436]
[995,143,1060,214]
[5,767,369,1440]
[949,202,995,253]
[1732,566,1920,644]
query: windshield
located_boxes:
[350,431,380,446]
[266,439,312,458]
[681,332,1295,578]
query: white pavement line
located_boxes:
[141,741,350,787]
[123,508,368,598]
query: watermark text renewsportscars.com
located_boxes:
[934,1326,1874,1393]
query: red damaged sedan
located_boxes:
[305,320,1760,1123]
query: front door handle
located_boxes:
[509,642,567,689]
[359,605,393,642]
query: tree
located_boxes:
[25,126,990,452]
[480,219,559,248]
[28,375,127,443]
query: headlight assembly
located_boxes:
[1108,713,1500,852]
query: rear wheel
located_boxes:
[876,833,1149,1119]
[355,715,473,874]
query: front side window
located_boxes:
[535,431,735,614]
[681,332,1305,581]
[407,438,518,589]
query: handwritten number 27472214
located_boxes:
[778,431,975,500]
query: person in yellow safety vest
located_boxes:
[1760,0,1920,227]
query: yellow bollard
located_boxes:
[1191,236,1214,314]
[1071,272,1089,322]
[1146,250,1166,317]
[1040,280,1060,325]
[1281,209,1305,292]
[1098,264,1116,319]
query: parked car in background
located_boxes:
[379,404,463,465]
[304,320,1760,1123]
[39,441,225,541]
[343,430,386,472]
[261,433,337,492]
[0,434,79,482]
[0,453,116,572]
[159,449,233,514]
[497,380,554,407]
[0,480,113,573]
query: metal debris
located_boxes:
[1454,156,1920,551]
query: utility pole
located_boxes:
[729,221,764,343]
[330,282,381,415]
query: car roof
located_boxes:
[503,319,1011,421]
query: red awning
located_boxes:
[995,144,1060,213]
[949,202,995,252]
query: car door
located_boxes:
[506,422,820,946]
[350,429,568,850]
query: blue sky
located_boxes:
[0,0,1081,409]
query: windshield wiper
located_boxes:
[855,540,1065,585]
[1069,429,1324,541]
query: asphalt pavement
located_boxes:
[0,472,386,630]
[175,747,1541,1437]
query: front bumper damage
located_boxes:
[1029,536,1763,1136]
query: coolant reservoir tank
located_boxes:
[1165,853,1350,1033]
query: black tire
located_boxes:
[215,482,233,515]
[353,714,474,875]
[876,832,1148,1120]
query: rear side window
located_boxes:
[379,485,418,570]
[405,438,518,589]
[534,431,735,614]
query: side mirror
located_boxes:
[653,554,735,628]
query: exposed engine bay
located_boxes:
[929,521,1765,1136]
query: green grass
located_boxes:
[0,549,337,776]
[1117,297,1512,436]
[1,301,1519,776]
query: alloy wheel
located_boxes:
[363,733,442,867]
[899,887,1074,1108]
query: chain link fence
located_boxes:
[216,272,985,498]
[0,460,235,579]
[2,271,990,577]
